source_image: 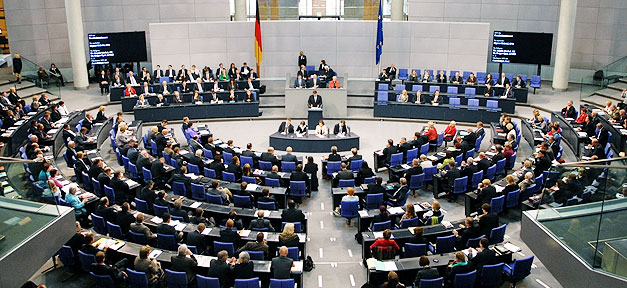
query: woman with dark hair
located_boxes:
[356,161,375,186]
[13,53,22,84]
[304,156,319,191]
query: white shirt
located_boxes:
[130,76,137,85]
[58,105,69,116]
[197,82,203,93]
[315,125,328,136]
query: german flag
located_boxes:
[254,0,263,67]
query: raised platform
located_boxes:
[269,132,359,153]
[373,102,502,123]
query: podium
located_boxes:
[308,108,323,129]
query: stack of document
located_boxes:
[201,228,212,235]
[388,207,404,215]
[503,243,521,253]
[239,230,252,237]
[375,260,398,271]
[441,221,454,229]
[150,217,163,224]
[149,249,162,259]
[246,184,259,191]
[190,202,202,209]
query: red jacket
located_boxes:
[424,127,438,141]
[124,87,136,96]
[444,126,456,139]
[328,80,340,88]
[370,238,400,251]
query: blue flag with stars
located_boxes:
[375,0,384,65]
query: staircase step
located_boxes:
[259,107,284,118]
[347,96,374,107]
[0,81,35,92]
[618,77,627,85]
[592,88,623,102]
[259,96,284,106]
[608,81,627,91]
[347,107,373,118]
[17,86,47,98]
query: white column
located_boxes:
[552,0,577,91]
[65,0,88,90]
[234,0,247,21]
[391,0,404,21]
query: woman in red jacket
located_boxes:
[444,120,456,142]
[370,229,400,259]
[424,121,438,144]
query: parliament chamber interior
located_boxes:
[0,0,626,287]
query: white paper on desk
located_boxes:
[201,228,212,235]
[423,210,433,218]
[97,239,116,250]
[125,179,139,187]
[60,180,71,186]
[401,164,411,170]
[388,207,404,215]
[564,118,575,121]
[174,223,186,232]
[462,248,477,258]
[246,184,258,191]
[239,230,251,237]
[292,261,304,273]
[47,129,59,135]
[437,152,447,157]
[168,220,180,227]
[179,150,189,155]
[486,151,496,157]
[373,231,384,239]
[432,103,439,106]
[184,173,199,180]
[149,249,162,259]
[504,243,521,253]
[296,134,303,138]
[358,210,369,217]
[494,184,504,193]
[190,202,202,209]
[150,217,163,224]
[428,156,438,161]
[1,181,8,186]
[0,172,7,177]
[253,169,263,175]
[110,241,125,251]
[441,221,454,229]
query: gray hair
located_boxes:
[525,172,534,180]
[239,251,250,263]
[178,244,188,255]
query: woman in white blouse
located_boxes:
[315,120,328,136]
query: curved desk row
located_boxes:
[1,106,51,156]
[269,132,360,153]
[375,81,529,103]
[92,233,303,287]
[581,104,627,153]
[133,102,260,122]
[109,79,261,102]
[373,102,502,123]
[52,111,85,159]
[120,90,257,112]
[377,92,516,114]
[550,112,587,157]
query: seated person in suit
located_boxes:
[414,256,440,284]
[409,227,429,244]
[248,210,275,231]
[237,232,270,259]
[130,213,157,242]
[334,120,348,135]
[278,118,294,134]
[220,219,241,243]
[386,178,409,206]
[422,70,432,82]
[308,90,322,108]
[466,72,478,85]
[561,100,577,119]
[444,252,474,287]
[431,90,443,105]
[294,74,306,88]
[512,75,526,88]
[278,223,300,247]
[307,74,321,88]
[378,69,390,81]
[296,121,308,136]
[271,246,294,279]
[452,217,481,250]
[478,203,499,237]
[356,160,375,186]
[468,238,498,273]
[282,146,298,163]
[315,119,328,137]
[156,213,184,242]
[450,72,463,84]
[484,83,494,97]
[90,251,128,285]
[260,147,280,167]
[170,199,190,223]
[186,223,210,255]
[327,145,342,161]
[367,177,387,196]
[497,72,510,86]
[413,90,426,104]
[171,245,199,285]
[502,83,513,98]
[281,199,306,224]
[436,71,447,83]
[335,162,354,187]
[409,69,419,82]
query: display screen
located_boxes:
[491,31,553,65]
[88,32,147,65]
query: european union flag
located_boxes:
[375,0,384,65]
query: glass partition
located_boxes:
[533,157,627,279]
[16,56,61,99]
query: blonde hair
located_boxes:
[99,106,105,111]
[282,223,295,235]
[506,175,516,185]
[449,120,456,127]
[432,200,440,211]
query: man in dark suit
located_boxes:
[153,65,164,80]
[476,179,497,209]
[478,204,499,236]
[271,246,294,279]
[443,162,461,194]
[74,152,90,176]
[403,159,423,181]
[497,72,510,86]
[171,199,190,222]
[136,150,153,176]
[397,137,413,158]
[307,90,322,108]
[266,165,281,180]
[297,65,308,79]
[548,136,560,157]
[290,164,309,191]
[126,71,139,86]
[164,65,176,81]
[248,210,275,231]
[90,251,128,285]
[348,148,362,162]
[298,51,307,67]
[533,150,552,177]
[257,188,278,208]
[468,238,498,273]
[386,178,409,206]
[260,147,280,167]
[367,177,387,195]
[187,223,209,255]
[171,245,198,285]
[237,232,270,259]
[150,157,169,184]
[209,154,226,179]
[333,120,348,135]
[219,219,241,243]
[96,167,112,191]
[62,124,77,145]
[595,123,609,147]
[281,147,298,163]
[476,152,491,175]
[453,217,481,250]
[115,202,135,235]
[156,213,183,242]
[307,74,321,88]
[169,166,193,193]
[414,256,440,283]
[334,163,354,187]
[382,139,399,167]
[561,100,577,118]
[207,250,234,288]
[111,170,130,204]
[138,181,157,209]
[589,139,606,159]
[293,74,306,88]
[278,118,294,134]
[95,197,116,223]
[88,159,105,182]
[281,200,306,224]
[187,150,205,171]
[155,129,168,156]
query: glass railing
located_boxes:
[15,56,61,98]
[533,157,627,279]
[579,56,627,101]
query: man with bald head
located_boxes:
[248,210,275,231]
[260,146,280,166]
[271,246,293,279]
[282,146,297,163]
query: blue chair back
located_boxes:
[486,164,496,181]
[399,217,420,228]
[206,193,223,205]
[412,84,422,92]
[259,161,272,171]
[429,86,438,93]
[242,176,256,184]
[509,256,534,282]
[165,269,188,288]
[449,97,460,108]
[372,220,392,232]
[127,268,149,288]
[129,163,139,179]
[222,171,236,181]
[223,152,233,164]
[467,98,479,110]
[214,241,235,256]
[433,235,455,254]
[350,159,363,172]
[276,246,299,261]
[233,195,252,208]
[90,272,115,288]
[423,166,437,182]
[378,83,389,90]
[409,173,425,190]
[390,153,403,166]
[398,69,408,80]
[471,171,483,188]
[486,100,499,112]
[246,251,265,260]
[420,143,429,156]
[234,277,260,288]
[81,172,93,191]
[281,161,296,173]
[453,270,477,288]
[490,195,505,214]
[404,243,427,258]
[197,275,221,288]
[91,178,103,196]
[78,251,96,273]
[447,86,458,94]
[464,87,476,95]
[505,189,520,208]
[364,176,376,184]
[281,222,303,233]
[204,168,217,178]
[480,263,505,286]
[91,213,107,235]
[453,176,468,194]
[340,200,359,220]
[102,185,115,204]
[240,156,254,167]
[150,140,157,155]
[58,245,76,267]
[289,181,306,197]
[395,84,406,91]
[129,230,148,245]
[365,193,383,210]
[191,183,206,201]
[466,234,485,248]
[142,167,153,182]
[157,233,178,251]
[153,204,169,218]
[339,179,355,187]
[495,158,506,175]
[265,177,280,187]
[106,221,123,239]
[418,277,444,288]
[377,91,389,102]
[187,163,200,175]
[203,148,213,159]
[406,148,418,162]
[489,224,507,245]
[326,161,341,175]
[258,201,276,210]
[530,75,541,88]
[270,278,295,288]
[173,181,186,196]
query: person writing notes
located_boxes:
[315,120,328,137]
[278,118,294,134]
[431,90,442,105]
[308,90,322,108]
